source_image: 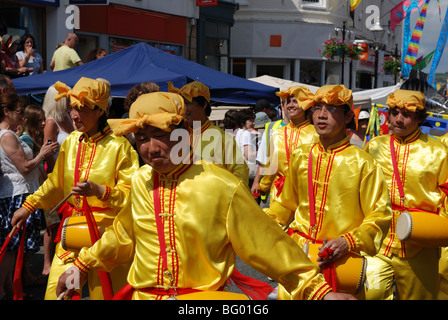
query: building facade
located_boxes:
[230,0,403,89]
[2,0,400,89]
[1,0,238,74]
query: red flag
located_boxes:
[390,0,424,31]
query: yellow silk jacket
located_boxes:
[364,129,448,258]
[75,161,331,300]
[258,120,318,197]
[265,136,392,256]
[23,126,140,222]
[440,132,448,145]
[190,120,249,184]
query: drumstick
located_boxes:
[8,225,18,238]
[47,192,73,216]
[57,291,66,300]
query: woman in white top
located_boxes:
[40,85,74,276]
[0,94,57,299]
[42,85,74,173]
[15,34,43,76]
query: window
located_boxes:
[204,20,231,72]
[232,58,246,78]
[256,65,284,79]
[302,0,326,9]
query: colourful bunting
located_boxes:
[412,49,435,70]
[390,0,425,31]
[350,0,362,11]
[428,6,448,87]
[404,0,431,66]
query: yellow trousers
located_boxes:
[44,242,129,300]
[437,247,448,299]
[364,248,439,300]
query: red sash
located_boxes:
[112,284,201,300]
[0,226,26,300]
[112,272,273,300]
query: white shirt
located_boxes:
[16,51,42,75]
[0,130,39,198]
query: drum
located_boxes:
[61,215,109,252]
[306,243,367,295]
[396,210,448,247]
[170,291,249,300]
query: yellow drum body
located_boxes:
[171,291,249,300]
[306,243,366,295]
[61,215,109,252]
[396,210,448,247]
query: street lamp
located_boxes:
[335,22,347,85]
[334,22,351,86]
[370,23,386,88]
[334,21,355,87]
[394,44,401,84]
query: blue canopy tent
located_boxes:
[12,43,279,105]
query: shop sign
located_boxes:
[19,0,60,7]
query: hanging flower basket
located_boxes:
[319,38,363,62]
[382,56,401,77]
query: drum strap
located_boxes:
[284,125,290,165]
[390,135,442,215]
[72,135,114,299]
[287,228,338,292]
[308,144,317,228]
[271,126,293,198]
[80,197,114,300]
[390,135,406,204]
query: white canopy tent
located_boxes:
[249,75,402,109]
[249,75,320,93]
[352,83,402,106]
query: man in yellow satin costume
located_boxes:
[364,89,448,300]
[55,91,356,300]
[11,77,140,299]
[257,86,318,208]
[168,81,249,185]
[265,85,392,299]
[438,134,448,300]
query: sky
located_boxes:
[408,0,448,74]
